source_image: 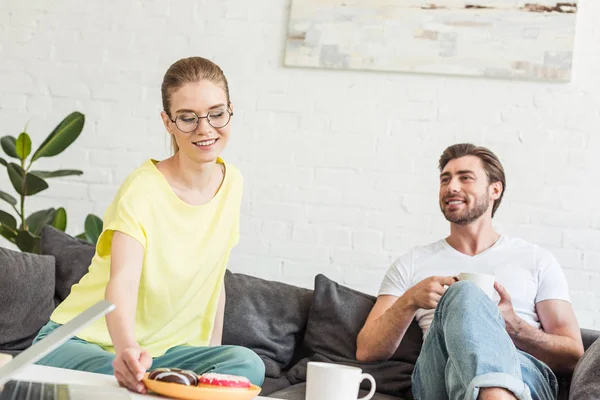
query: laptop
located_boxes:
[0,300,132,399]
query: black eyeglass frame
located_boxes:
[168,108,234,132]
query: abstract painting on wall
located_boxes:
[284,1,578,82]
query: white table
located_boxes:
[10,364,280,399]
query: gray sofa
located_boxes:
[0,226,598,400]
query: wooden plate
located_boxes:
[142,373,262,400]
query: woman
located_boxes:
[33,57,265,393]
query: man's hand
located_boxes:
[405,276,457,311]
[113,346,153,394]
[494,282,523,336]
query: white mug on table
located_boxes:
[305,361,376,400]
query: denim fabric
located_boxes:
[33,320,265,386]
[411,281,557,400]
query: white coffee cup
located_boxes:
[458,272,495,298]
[305,362,376,400]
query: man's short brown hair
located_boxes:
[439,143,506,217]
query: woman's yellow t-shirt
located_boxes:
[50,158,242,357]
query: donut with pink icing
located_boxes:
[198,372,251,388]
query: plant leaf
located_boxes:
[25,173,48,195]
[0,136,18,158]
[15,229,40,253]
[30,169,83,179]
[0,210,17,230]
[0,224,17,242]
[75,233,87,240]
[52,207,67,231]
[31,112,85,161]
[15,132,32,160]
[0,190,17,206]
[26,208,56,236]
[6,163,24,194]
[0,157,7,167]
[84,214,103,245]
[7,163,49,196]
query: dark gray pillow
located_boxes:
[287,274,422,399]
[569,338,600,400]
[40,226,95,305]
[0,247,55,352]
[223,270,313,379]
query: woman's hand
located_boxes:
[113,346,152,393]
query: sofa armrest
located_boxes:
[581,329,600,350]
[0,353,12,368]
[570,334,600,400]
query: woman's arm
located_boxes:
[105,231,144,352]
[210,283,226,346]
[105,231,152,393]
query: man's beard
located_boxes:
[441,194,490,225]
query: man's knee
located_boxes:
[224,346,265,386]
[441,280,489,311]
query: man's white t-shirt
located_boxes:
[379,235,571,336]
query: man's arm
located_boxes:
[356,294,417,362]
[495,283,584,374]
[209,283,226,346]
[357,276,457,362]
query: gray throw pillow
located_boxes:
[0,247,55,352]
[40,226,95,305]
[223,270,313,379]
[569,338,600,400]
[287,274,422,399]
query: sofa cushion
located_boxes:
[40,226,95,305]
[287,274,422,399]
[569,337,600,400]
[261,376,292,396]
[269,383,405,400]
[581,328,600,350]
[0,247,55,352]
[223,270,313,380]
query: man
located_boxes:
[356,144,584,400]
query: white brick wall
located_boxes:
[1,0,599,329]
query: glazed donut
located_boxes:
[148,368,199,386]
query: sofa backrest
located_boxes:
[0,248,55,353]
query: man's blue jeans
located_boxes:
[411,281,558,400]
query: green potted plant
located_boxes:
[0,111,103,253]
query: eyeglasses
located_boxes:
[169,108,233,132]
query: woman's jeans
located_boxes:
[33,321,265,387]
